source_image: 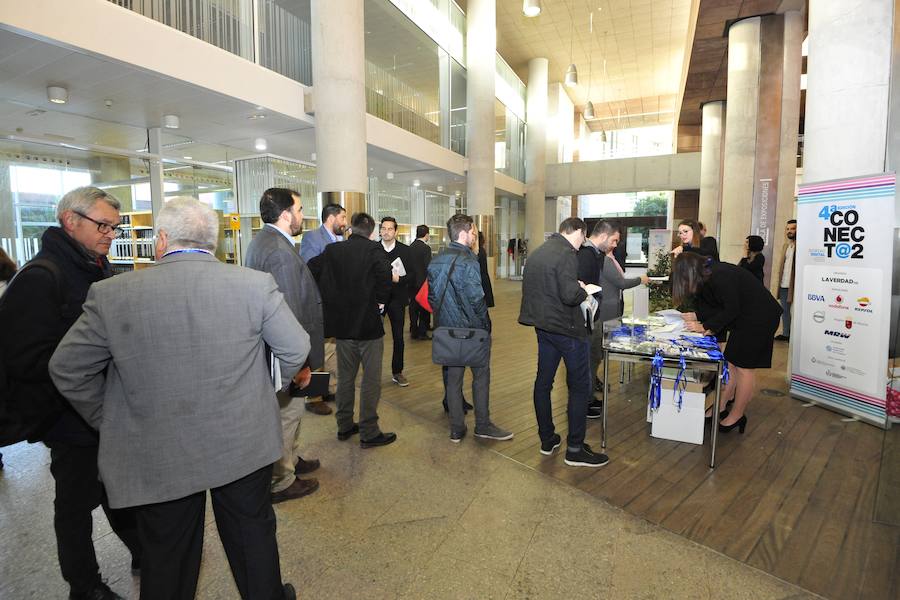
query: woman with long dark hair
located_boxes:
[671,252,782,433]
[670,219,717,259]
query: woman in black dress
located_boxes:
[671,252,782,433]
[738,235,765,282]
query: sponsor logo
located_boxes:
[844,366,865,376]
[825,369,847,380]
[855,297,873,314]
[811,357,835,367]
[821,277,857,285]
[836,295,843,303]
[825,344,846,355]
[809,249,827,258]
[824,330,851,339]
[828,295,848,310]
[812,311,826,323]
[808,294,825,302]
[845,319,852,330]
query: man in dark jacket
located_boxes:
[427,214,512,443]
[0,186,140,600]
[379,216,413,386]
[519,218,608,468]
[308,212,397,448]
[576,220,612,417]
[408,224,432,339]
[244,187,323,503]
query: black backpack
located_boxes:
[0,258,67,446]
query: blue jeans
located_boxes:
[778,287,791,337]
[532,329,591,451]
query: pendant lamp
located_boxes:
[522,0,541,17]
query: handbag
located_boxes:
[431,253,491,368]
[415,280,432,313]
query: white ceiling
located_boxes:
[492,0,693,130]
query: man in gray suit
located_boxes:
[245,187,324,503]
[49,197,308,600]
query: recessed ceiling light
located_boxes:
[437,185,444,192]
[386,172,394,180]
[47,86,68,104]
[413,179,421,187]
[254,137,267,151]
[248,113,267,120]
[163,114,180,129]
[522,0,541,17]
[183,156,193,160]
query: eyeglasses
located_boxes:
[73,210,124,236]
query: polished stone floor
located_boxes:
[1,397,818,599]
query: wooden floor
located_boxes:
[380,279,900,600]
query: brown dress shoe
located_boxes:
[271,478,319,503]
[294,457,320,475]
[305,400,332,415]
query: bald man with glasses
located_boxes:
[0,186,140,600]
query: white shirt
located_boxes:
[381,240,395,253]
[780,243,794,288]
[266,223,296,246]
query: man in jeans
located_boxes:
[774,219,796,341]
[427,214,513,443]
[519,218,608,468]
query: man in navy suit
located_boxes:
[300,203,346,263]
[300,203,347,404]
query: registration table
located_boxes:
[599,317,728,469]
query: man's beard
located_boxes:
[332,223,345,236]
[787,233,795,240]
[290,216,303,237]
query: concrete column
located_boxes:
[465,0,495,219]
[804,0,893,183]
[526,57,548,250]
[311,0,367,217]
[698,101,725,236]
[720,13,802,285]
[147,127,165,219]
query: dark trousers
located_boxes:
[409,298,430,338]
[532,329,591,450]
[385,301,406,375]
[134,464,283,600]
[47,442,141,595]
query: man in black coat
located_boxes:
[0,186,140,600]
[308,212,397,448]
[379,216,413,386]
[408,224,432,340]
[576,220,611,418]
[519,218,608,469]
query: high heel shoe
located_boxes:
[718,415,747,434]
[705,410,729,425]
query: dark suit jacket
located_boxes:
[408,238,432,292]
[477,247,495,308]
[309,234,392,340]
[245,225,325,368]
[381,240,412,307]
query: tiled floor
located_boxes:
[1,397,817,599]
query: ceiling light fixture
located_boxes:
[413,179,421,187]
[564,0,578,87]
[163,114,180,129]
[386,171,394,180]
[183,156,193,160]
[254,137,267,151]
[47,86,68,104]
[310,152,317,161]
[522,0,541,17]
[437,185,444,192]
[584,10,596,119]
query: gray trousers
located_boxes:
[335,338,383,439]
[445,362,491,433]
[271,394,304,493]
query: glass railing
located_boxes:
[108,0,254,60]
[108,0,312,85]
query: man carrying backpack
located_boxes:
[0,186,140,600]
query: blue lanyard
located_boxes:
[162,248,213,258]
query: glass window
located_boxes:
[578,124,673,161]
[579,191,672,265]
[257,0,312,85]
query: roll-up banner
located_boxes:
[790,173,895,428]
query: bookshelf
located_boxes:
[109,211,155,272]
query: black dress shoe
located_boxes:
[337,423,359,441]
[283,583,297,600]
[294,457,320,475]
[323,393,336,402]
[360,432,397,448]
[69,582,124,600]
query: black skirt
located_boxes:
[723,315,780,369]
